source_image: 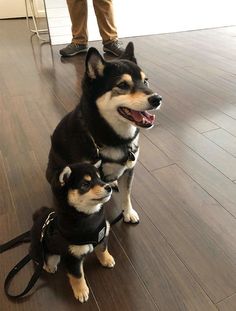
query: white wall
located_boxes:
[45,0,236,45]
[0,0,46,19]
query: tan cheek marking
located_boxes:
[84,175,91,181]
[68,190,81,204]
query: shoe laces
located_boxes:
[112,41,123,49]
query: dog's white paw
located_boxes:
[43,263,57,274]
[123,209,140,224]
[101,254,115,268]
[43,255,60,273]
[96,249,115,268]
[74,283,89,303]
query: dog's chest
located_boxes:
[100,136,139,181]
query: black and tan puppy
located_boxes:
[31,163,114,303]
[46,42,162,224]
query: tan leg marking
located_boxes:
[68,272,89,303]
[95,247,115,268]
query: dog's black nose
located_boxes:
[105,185,112,193]
[148,94,162,108]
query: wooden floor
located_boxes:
[0,19,236,311]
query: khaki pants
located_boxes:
[66,0,118,45]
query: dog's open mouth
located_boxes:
[118,107,155,128]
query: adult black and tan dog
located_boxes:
[31,163,113,303]
[46,42,162,223]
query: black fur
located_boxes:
[30,163,112,301]
[46,42,161,223]
[46,42,152,185]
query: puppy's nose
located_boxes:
[148,94,162,108]
[104,185,112,193]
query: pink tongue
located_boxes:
[130,110,155,124]
[130,110,143,122]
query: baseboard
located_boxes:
[37,10,46,18]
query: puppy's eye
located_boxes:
[116,81,130,90]
[80,181,90,191]
[144,78,149,87]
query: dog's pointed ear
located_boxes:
[94,159,102,169]
[120,42,137,64]
[86,48,105,79]
[59,166,72,186]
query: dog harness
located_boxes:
[77,109,139,174]
[0,210,123,299]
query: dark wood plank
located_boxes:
[133,162,236,302]
[139,133,173,171]
[104,201,217,311]
[144,126,236,217]
[2,151,52,230]
[156,113,236,180]
[217,293,236,311]
[204,128,236,157]
[86,233,158,311]
[0,152,14,215]
[159,95,220,133]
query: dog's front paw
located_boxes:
[102,253,115,268]
[96,249,115,268]
[43,263,57,274]
[43,255,60,273]
[123,209,140,224]
[73,283,89,303]
[74,283,89,303]
[68,274,89,303]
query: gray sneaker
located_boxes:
[59,43,88,57]
[103,40,125,57]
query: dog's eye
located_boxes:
[144,78,149,87]
[116,81,130,90]
[80,181,90,191]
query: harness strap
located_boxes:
[4,254,43,298]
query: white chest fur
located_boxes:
[69,244,94,258]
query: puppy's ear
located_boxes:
[120,42,137,64]
[86,48,105,79]
[94,159,102,169]
[59,166,72,186]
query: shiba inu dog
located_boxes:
[46,42,162,223]
[31,163,114,303]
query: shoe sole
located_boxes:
[60,48,88,57]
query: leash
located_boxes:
[0,211,123,299]
[1,212,55,299]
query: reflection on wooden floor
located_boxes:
[0,19,236,311]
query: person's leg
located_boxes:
[67,0,88,45]
[60,0,88,56]
[93,0,117,44]
[93,0,124,56]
